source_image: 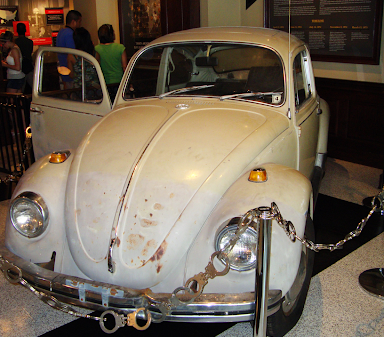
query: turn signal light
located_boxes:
[248,168,267,183]
[49,150,71,164]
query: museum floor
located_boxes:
[0,158,383,337]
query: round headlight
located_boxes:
[10,192,49,238]
[215,218,258,271]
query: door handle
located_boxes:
[30,107,43,114]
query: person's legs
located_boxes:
[7,78,25,93]
[26,71,33,88]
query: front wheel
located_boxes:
[266,214,315,336]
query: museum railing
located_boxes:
[0,93,34,200]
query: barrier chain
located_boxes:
[0,188,383,333]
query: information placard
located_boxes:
[265,0,383,64]
[45,7,64,25]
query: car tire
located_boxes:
[266,214,315,337]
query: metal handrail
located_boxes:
[0,93,34,199]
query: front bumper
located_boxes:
[0,250,282,323]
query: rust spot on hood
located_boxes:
[127,234,144,249]
[141,239,156,257]
[150,241,167,274]
[149,240,168,262]
[140,218,158,227]
[116,237,121,247]
[154,203,163,210]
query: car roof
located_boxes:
[147,27,305,60]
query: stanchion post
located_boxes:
[253,206,273,337]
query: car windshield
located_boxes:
[124,43,285,105]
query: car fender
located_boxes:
[184,163,312,296]
[317,97,330,156]
[5,152,76,273]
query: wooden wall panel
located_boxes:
[160,0,200,35]
[316,78,384,169]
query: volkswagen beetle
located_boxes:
[0,27,329,336]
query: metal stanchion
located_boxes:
[359,190,384,298]
[253,207,273,337]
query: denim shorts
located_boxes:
[7,78,25,90]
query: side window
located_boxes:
[124,47,192,99]
[40,51,102,103]
[293,51,312,107]
[124,47,162,99]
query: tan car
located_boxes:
[1,27,329,336]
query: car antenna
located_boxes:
[288,0,292,119]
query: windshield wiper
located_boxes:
[220,91,283,101]
[159,84,214,99]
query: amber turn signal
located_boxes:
[248,168,267,182]
[49,150,71,164]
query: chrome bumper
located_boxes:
[0,250,282,323]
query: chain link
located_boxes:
[1,188,383,333]
[272,190,382,252]
[0,256,103,322]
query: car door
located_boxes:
[293,48,320,179]
[31,47,113,160]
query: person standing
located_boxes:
[56,10,82,89]
[0,31,25,93]
[95,24,127,85]
[15,22,33,93]
[67,27,99,89]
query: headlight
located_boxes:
[215,218,258,271]
[10,192,49,238]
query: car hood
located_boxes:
[65,99,288,287]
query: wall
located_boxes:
[73,0,120,46]
[201,0,384,84]
[201,0,241,27]
[15,0,383,83]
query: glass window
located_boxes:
[125,47,162,99]
[293,51,312,107]
[39,51,102,103]
[124,43,284,105]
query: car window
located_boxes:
[39,50,102,103]
[124,43,285,105]
[293,51,312,107]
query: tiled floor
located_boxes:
[319,158,382,204]
[0,158,383,336]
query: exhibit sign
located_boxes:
[265,0,383,64]
[45,8,64,25]
[32,37,52,46]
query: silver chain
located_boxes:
[1,188,383,333]
[0,256,103,321]
[271,188,383,252]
